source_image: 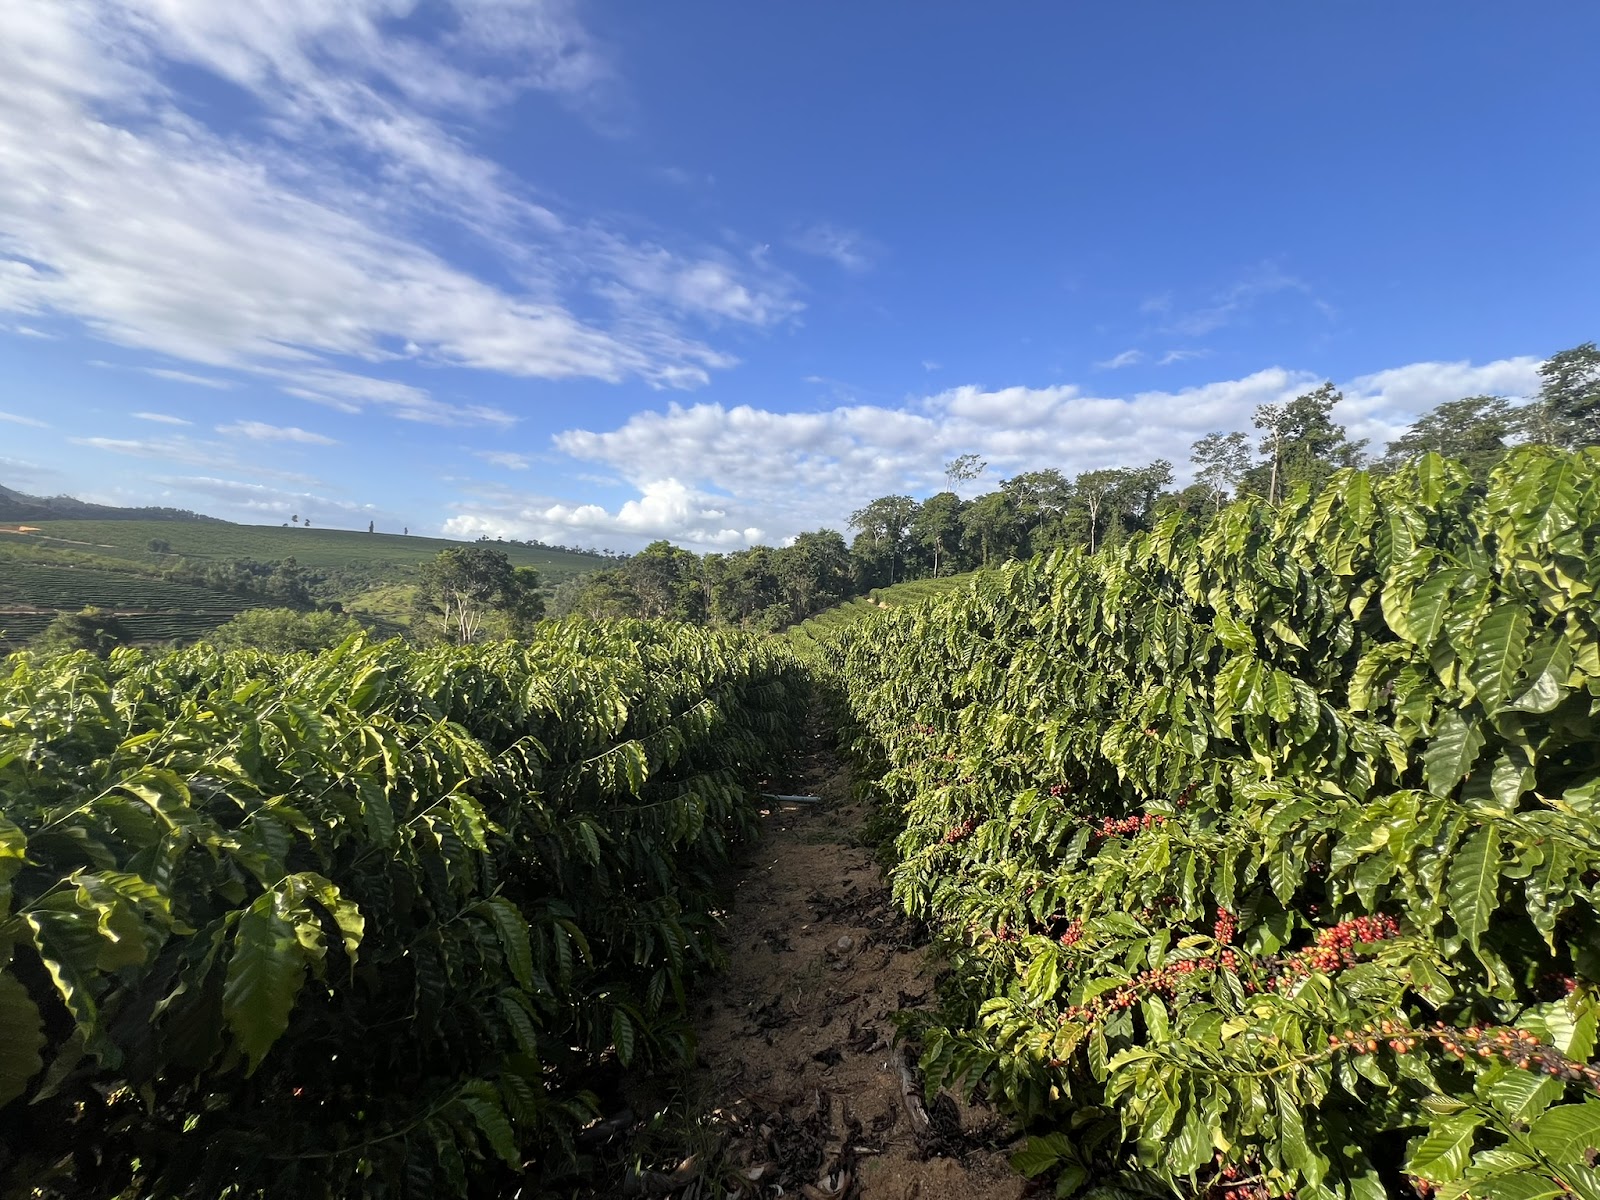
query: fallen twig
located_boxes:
[895,1049,931,1137]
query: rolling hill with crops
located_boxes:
[0,495,610,650]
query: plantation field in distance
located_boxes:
[786,570,981,647]
[0,562,262,614]
[2,520,606,583]
[0,519,609,650]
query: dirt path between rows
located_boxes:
[594,733,1029,1200]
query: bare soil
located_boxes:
[587,731,1028,1200]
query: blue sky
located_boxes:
[1,2,1596,549]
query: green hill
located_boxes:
[0,482,217,524]
[0,562,263,614]
[2,520,605,584]
[1,513,610,651]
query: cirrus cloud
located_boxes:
[216,420,338,445]
[0,0,800,428]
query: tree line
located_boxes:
[27,342,1594,652]
[553,341,1598,629]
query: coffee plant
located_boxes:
[825,447,1600,1200]
[0,619,805,1197]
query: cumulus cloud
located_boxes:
[0,0,798,422]
[442,368,1307,548]
[1338,357,1542,450]
[443,354,1544,551]
[444,478,763,547]
[217,420,338,445]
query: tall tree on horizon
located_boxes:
[415,545,532,643]
[1526,341,1600,449]
[912,490,965,576]
[943,453,987,494]
[1247,384,1366,503]
[960,489,1017,566]
[1382,395,1516,477]
[849,494,919,584]
[1190,431,1254,512]
[1002,468,1072,556]
[1073,468,1123,555]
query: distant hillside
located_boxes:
[0,482,220,523]
[1,519,607,584]
[0,482,613,651]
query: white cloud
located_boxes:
[1337,356,1542,450]
[93,360,237,389]
[444,478,763,548]
[71,433,330,485]
[1158,349,1210,366]
[0,0,798,423]
[275,368,516,427]
[0,411,49,428]
[476,450,533,470]
[1095,349,1143,370]
[217,420,338,445]
[788,223,879,272]
[442,354,1540,551]
[72,435,221,466]
[922,360,942,372]
[438,368,1309,549]
[132,411,193,425]
[157,475,377,521]
[1164,263,1333,337]
[140,367,237,389]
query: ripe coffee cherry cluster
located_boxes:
[943,818,977,844]
[1214,907,1237,944]
[905,722,938,736]
[1047,782,1072,797]
[1268,915,1400,985]
[1058,918,1084,948]
[1327,1019,1600,1091]
[1058,953,1234,1027]
[1092,813,1168,839]
[1430,1022,1599,1089]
